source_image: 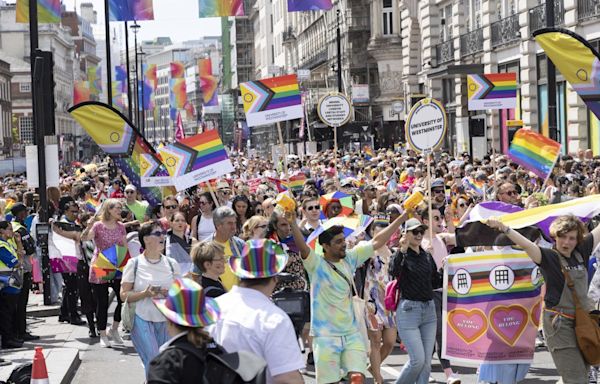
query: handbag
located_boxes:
[384,279,400,311]
[561,265,600,365]
[325,260,369,350]
[121,258,139,332]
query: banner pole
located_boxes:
[491,112,497,181]
[277,122,289,184]
[206,182,220,207]
[334,125,340,189]
[427,151,434,245]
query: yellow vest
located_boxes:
[0,239,18,271]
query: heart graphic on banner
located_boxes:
[531,300,542,328]
[490,305,529,346]
[448,308,488,344]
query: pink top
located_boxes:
[89,221,126,284]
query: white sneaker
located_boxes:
[447,374,461,384]
[429,376,436,383]
[108,328,124,345]
[100,335,111,348]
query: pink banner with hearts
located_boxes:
[442,250,543,364]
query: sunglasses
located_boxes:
[306,205,320,211]
[125,190,135,194]
[220,190,231,194]
[410,229,425,236]
[503,190,518,196]
[164,205,178,210]
[432,189,445,194]
[149,230,166,237]
[458,203,466,208]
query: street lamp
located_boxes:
[130,21,141,129]
[137,47,147,138]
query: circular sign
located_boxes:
[317,93,352,127]
[405,98,447,153]
[392,101,404,113]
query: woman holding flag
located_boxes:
[82,198,127,348]
[484,214,600,383]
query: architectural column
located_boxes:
[370,0,382,39]
[519,0,539,132]
[418,0,441,98]
[482,0,499,150]
[400,0,420,98]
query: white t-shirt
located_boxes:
[122,255,181,322]
[197,215,216,242]
[208,286,304,383]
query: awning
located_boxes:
[427,64,484,79]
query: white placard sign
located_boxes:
[26,144,60,188]
[405,98,447,153]
[317,93,351,127]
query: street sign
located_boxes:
[392,101,404,113]
[405,98,447,153]
[317,93,351,127]
[297,69,311,81]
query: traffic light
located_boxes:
[32,50,56,136]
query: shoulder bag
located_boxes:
[121,258,139,332]
[325,259,369,350]
[561,264,600,365]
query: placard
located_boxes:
[467,73,517,110]
[317,93,351,127]
[26,144,60,188]
[405,98,446,153]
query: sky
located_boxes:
[61,0,222,42]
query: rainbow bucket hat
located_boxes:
[229,239,288,279]
[153,278,220,328]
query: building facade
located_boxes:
[0,59,12,158]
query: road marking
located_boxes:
[380,364,400,377]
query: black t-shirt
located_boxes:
[392,247,442,302]
[538,233,594,308]
[201,276,226,298]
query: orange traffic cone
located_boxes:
[31,346,49,384]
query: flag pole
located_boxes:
[427,150,433,245]
[277,122,289,185]
[104,0,112,106]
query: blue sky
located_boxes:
[62,0,222,42]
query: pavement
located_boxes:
[0,292,563,383]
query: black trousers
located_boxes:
[433,290,451,370]
[76,260,95,316]
[0,292,18,343]
[14,272,32,337]
[60,273,79,319]
[91,280,122,331]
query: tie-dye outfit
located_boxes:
[364,250,396,331]
[303,242,374,383]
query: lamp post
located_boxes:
[137,48,146,138]
[130,22,141,129]
[124,21,133,122]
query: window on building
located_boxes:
[20,82,31,93]
[382,0,393,35]
[466,0,482,30]
[19,116,34,144]
[440,4,453,41]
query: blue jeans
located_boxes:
[395,299,437,384]
[130,315,169,373]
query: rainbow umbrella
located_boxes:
[319,191,354,219]
[92,244,130,281]
[307,214,374,254]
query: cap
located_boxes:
[404,218,428,232]
[124,184,136,192]
[431,178,445,188]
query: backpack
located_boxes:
[384,279,400,311]
[168,342,268,384]
[0,363,32,384]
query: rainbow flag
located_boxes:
[73,81,91,105]
[198,0,244,18]
[287,0,332,11]
[115,65,127,92]
[363,145,375,160]
[85,198,101,213]
[534,28,600,123]
[282,174,306,191]
[16,0,61,23]
[170,62,185,79]
[465,177,485,196]
[145,64,158,90]
[240,74,304,127]
[198,59,218,106]
[87,66,102,96]
[169,78,187,110]
[112,81,126,111]
[467,73,517,110]
[158,130,234,192]
[109,0,154,21]
[444,250,542,364]
[508,129,560,179]
[69,102,173,206]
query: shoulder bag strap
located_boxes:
[324,259,356,297]
[559,258,584,308]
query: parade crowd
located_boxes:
[1,146,600,384]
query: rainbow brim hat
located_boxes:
[229,239,288,279]
[153,278,220,328]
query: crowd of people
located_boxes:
[0,145,599,383]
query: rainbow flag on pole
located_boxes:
[283,174,306,191]
[508,129,560,180]
[158,130,234,192]
[85,198,101,213]
[198,0,244,17]
[16,0,61,23]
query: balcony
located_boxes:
[578,0,600,21]
[491,14,521,48]
[435,40,455,65]
[460,28,484,57]
[529,0,565,32]
[300,48,328,70]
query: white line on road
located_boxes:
[380,363,400,377]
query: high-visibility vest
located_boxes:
[0,239,18,271]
